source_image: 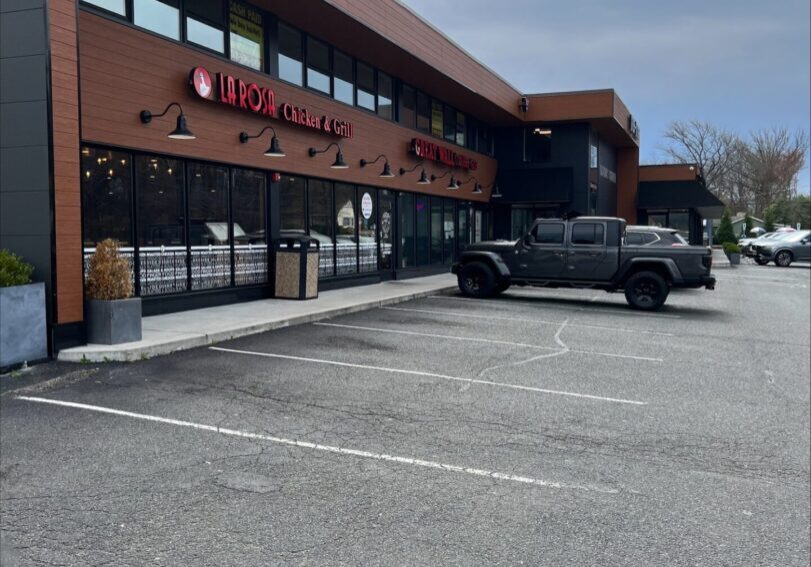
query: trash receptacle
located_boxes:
[274,234,319,299]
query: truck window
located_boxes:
[571,223,605,245]
[534,223,565,244]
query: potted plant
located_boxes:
[723,241,742,265]
[85,239,141,344]
[0,250,47,370]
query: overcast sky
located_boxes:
[401,0,811,193]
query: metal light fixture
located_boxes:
[309,142,348,169]
[472,183,483,195]
[458,176,480,193]
[491,184,502,198]
[360,154,394,178]
[400,163,431,185]
[140,102,196,140]
[239,126,285,157]
[431,170,459,189]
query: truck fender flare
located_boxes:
[458,251,511,281]
[616,257,684,285]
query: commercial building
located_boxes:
[0,0,723,354]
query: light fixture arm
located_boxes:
[359,154,388,168]
[399,161,424,176]
[308,142,342,157]
[430,170,452,182]
[239,125,278,143]
[140,102,185,124]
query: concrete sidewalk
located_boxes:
[58,274,456,363]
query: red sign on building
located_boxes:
[410,138,478,170]
[189,66,353,138]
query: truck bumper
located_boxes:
[451,262,461,275]
[703,275,716,290]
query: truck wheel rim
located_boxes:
[465,275,480,291]
[634,280,658,305]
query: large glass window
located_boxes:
[379,190,394,270]
[511,208,533,240]
[669,210,690,238]
[308,179,334,277]
[526,127,552,163]
[466,119,477,151]
[229,1,263,70]
[81,148,133,248]
[278,23,303,86]
[398,192,415,268]
[443,199,455,264]
[232,168,267,285]
[443,105,456,144]
[416,195,430,265]
[356,62,375,111]
[185,0,225,53]
[416,91,430,133]
[431,100,444,138]
[135,155,186,295]
[306,36,330,94]
[430,197,442,264]
[333,50,353,105]
[571,223,605,246]
[358,188,378,272]
[399,84,416,128]
[279,176,306,233]
[188,162,231,290]
[458,203,470,249]
[83,0,126,16]
[133,0,179,40]
[335,184,357,275]
[376,72,393,120]
[456,112,466,147]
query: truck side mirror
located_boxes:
[523,234,533,246]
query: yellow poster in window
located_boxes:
[230,2,263,70]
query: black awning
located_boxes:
[638,180,725,218]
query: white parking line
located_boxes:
[314,322,663,362]
[429,294,682,319]
[382,306,673,337]
[209,346,648,405]
[16,395,618,494]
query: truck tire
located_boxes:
[754,256,770,265]
[494,282,511,295]
[624,271,670,311]
[458,261,497,298]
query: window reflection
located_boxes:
[188,162,231,289]
[335,184,357,275]
[133,0,179,40]
[358,188,377,272]
[278,23,303,85]
[309,179,334,277]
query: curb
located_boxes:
[57,284,457,363]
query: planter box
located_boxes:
[0,282,47,369]
[86,297,142,344]
[727,252,741,265]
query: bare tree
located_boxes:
[659,120,738,199]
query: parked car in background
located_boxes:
[747,232,784,260]
[753,230,811,267]
[626,226,689,247]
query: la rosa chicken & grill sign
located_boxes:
[189,66,354,138]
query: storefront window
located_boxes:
[431,100,443,138]
[399,84,416,128]
[647,212,667,228]
[229,1,263,70]
[379,190,394,270]
[443,105,456,144]
[232,168,267,285]
[466,119,477,151]
[358,189,378,272]
[188,162,230,290]
[430,197,442,264]
[135,155,187,295]
[443,199,455,264]
[306,37,330,94]
[279,176,306,233]
[669,210,690,238]
[83,0,126,16]
[398,193,415,268]
[458,203,470,249]
[377,73,392,120]
[416,92,430,133]
[335,184,357,275]
[133,0,180,40]
[278,23,303,86]
[333,50,353,105]
[526,127,552,163]
[511,207,533,240]
[356,62,375,111]
[185,0,225,53]
[308,179,334,277]
[416,195,430,265]
[455,112,466,147]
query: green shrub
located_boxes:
[716,208,737,245]
[85,239,133,300]
[722,242,741,254]
[0,249,34,287]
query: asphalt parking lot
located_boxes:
[2,264,809,566]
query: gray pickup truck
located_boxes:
[452,216,715,310]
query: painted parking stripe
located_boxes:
[313,322,663,362]
[428,294,682,319]
[383,306,673,337]
[15,395,618,494]
[209,346,647,406]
